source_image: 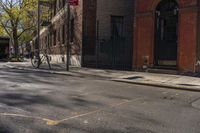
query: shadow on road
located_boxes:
[0,125,11,133]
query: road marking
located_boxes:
[0,97,144,126]
[0,112,60,126]
[42,118,60,126]
[55,97,143,125]
[0,113,42,120]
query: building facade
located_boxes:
[33,0,82,66]
[34,0,134,70]
[83,0,134,70]
[134,0,200,72]
[35,0,200,73]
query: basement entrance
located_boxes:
[154,0,178,67]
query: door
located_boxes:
[155,0,178,67]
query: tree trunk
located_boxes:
[13,28,19,57]
[13,37,19,57]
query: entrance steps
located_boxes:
[146,68,179,75]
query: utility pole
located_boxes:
[37,0,41,59]
[66,2,70,71]
[65,0,78,71]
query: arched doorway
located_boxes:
[154,0,178,67]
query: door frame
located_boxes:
[154,0,179,68]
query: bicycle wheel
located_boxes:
[31,56,41,68]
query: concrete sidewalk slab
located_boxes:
[114,73,200,92]
[3,61,200,92]
[112,78,200,92]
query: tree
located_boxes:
[0,0,37,57]
[0,25,6,35]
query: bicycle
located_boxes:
[31,49,51,69]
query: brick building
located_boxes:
[34,0,200,73]
[134,0,200,72]
[33,0,134,70]
[83,0,134,70]
[33,0,82,66]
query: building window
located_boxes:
[59,0,62,9]
[53,0,57,16]
[56,0,59,12]
[45,35,48,48]
[48,34,51,48]
[62,24,65,44]
[58,27,61,43]
[62,0,66,7]
[50,33,53,47]
[40,38,42,49]
[53,30,57,46]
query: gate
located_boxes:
[83,16,133,71]
[95,16,132,70]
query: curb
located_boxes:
[5,65,79,77]
[4,65,111,79]
[4,64,200,92]
[111,79,200,92]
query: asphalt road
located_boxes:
[0,65,200,133]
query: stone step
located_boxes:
[146,68,179,75]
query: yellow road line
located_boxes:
[0,112,59,126]
[57,97,143,125]
[0,113,41,119]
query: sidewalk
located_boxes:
[4,61,200,92]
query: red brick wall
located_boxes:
[196,0,200,72]
[134,0,198,72]
[134,15,154,67]
[178,10,197,72]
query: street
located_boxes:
[0,65,200,133]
